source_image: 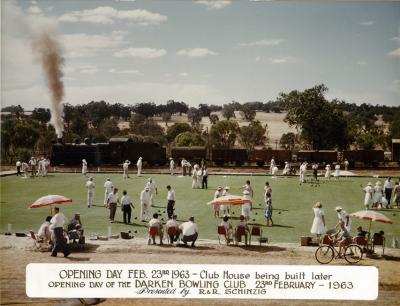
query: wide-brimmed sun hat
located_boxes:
[335,206,342,211]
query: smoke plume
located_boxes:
[32,31,65,138]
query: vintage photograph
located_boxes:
[1,0,399,305]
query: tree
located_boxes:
[166,100,188,115]
[198,104,212,117]
[240,103,256,121]
[238,121,268,152]
[221,104,236,120]
[278,84,350,150]
[187,107,203,127]
[98,118,120,138]
[209,113,219,124]
[175,132,205,146]
[133,102,158,118]
[161,112,172,127]
[13,124,40,149]
[31,108,51,125]
[279,132,298,150]
[166,123,193,142]
[209,120,239,148]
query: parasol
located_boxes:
[29,195,72,214]
[350,210,393,233]
[207,195,250,206]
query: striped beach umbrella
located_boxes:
[207,195,250,206]
[29,195,72,213]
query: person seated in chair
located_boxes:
[179,216,198,247]
[235,215,250,245]
[165,215,180,244]
[37,216,53,245]
[220,216,233,243]
[356,226,369,239]
[148,213,163,245]
[67,212,84,243]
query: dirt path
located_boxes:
[1,236,399,306]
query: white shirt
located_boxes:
[202,169,208,176]
[16,161,21,167]
[121,195,132,206]
[149,218,162,228]
[214,190,221,199]
[107,192,119,204]
[140,190,150,203]
[123,162,130,170]
[167,189,176,201]
[29,159,36,166]
[104,181,113,193]
[384,180,394,190]
[166,219,179,229]
[179,221,198,236]
[337,211,351,226]
[170,160,175,169]
[137,159,142,167]
[86,180,95,191]
[49,213,68,229]
[146,181,157,193]
[22,162,29,170]
[37,221,51,239]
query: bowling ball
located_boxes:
[278,212,281,214]
[134,231,137,234]
[255,212,258,215]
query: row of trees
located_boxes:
[2,84,400,164]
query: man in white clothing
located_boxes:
[146,178,158,207]
[299,162,307,184]
[49,207,70,257]
[107,188,119,223]
[16,160,22,176]
[29,157,37,177]
[270,157,276,174]
[82,159,88,176]
[179,216,198,247]
[136,157,143,176]
[335,206,352,232]
[140,187,151,222]
[86,177,95,208]
[169,158,175,175]
[123,160,131,179]
[21,162,29,178]
[103,178,113,206]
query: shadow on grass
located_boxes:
[270,224,295,228]
[235,245,286,253]
[66,256,91,262]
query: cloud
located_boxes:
[269,56,296,64]
[238,39,284,47]
[177,48,218,57]
[196,0,232,10]
[113,47,167,58]
[61,31,127,58]
[388,48,400,57]
[179,72,189,77]
[390,80,400,94]
[359,21,375,26]
[27,6,42,14]
[58,6,167,25]
[356,61,368,65]
[391,37,400,42]
[79,65,99,74]
[109,68,142,75]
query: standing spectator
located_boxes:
[49,207,70,257]
[123,160,131,179]
[136,157,143,177]
[334,163,340,180]
[192,165,200,189]
[140,186,151,222]
[241,190,252,221]
[272,165,279,176]
[181,158,187,176]
[244,180,254,208]
[29,157,37,177]
[299,162,307,184]
[169,158,175,175]
[121,190,134,224]
[235,215,250,246]
[86,177,95,208]
[16,160,22,176]
[201,166,208,189]
[81,159,87,176]
[213,187,222,218]
[220,216,233,242]
[393,181,400,209]
[107,188,119,223]
[179,216,198,247]
[37,216,52,244]
[166,215,180,244]
[310,202,326,237]
[270,157,276,174]
[282,161,290,175]
[344,159,349,171]
[103,178,113,206]
[43,158,50,176]
[146,178,158,207]
[37,157,45,176]
[312,163,318,182]
[383,177,394,208]
[264,182,272,201]
[265,192,273,226]
[373,181,383,208]
[148,213,163,245]
[166,185,176,219]
[363,182,373,210]
[21,161,29,178]
[335,206,352,232]
[325,164,331,180]
[221,186,231,217]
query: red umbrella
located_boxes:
[29,195,72,213]
[207,195,250,206]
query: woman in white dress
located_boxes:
[373,181,383,208]
[221,186,230,216]
[334,164,340,180]
[82,159,87,176]
[310,202,326,237]
[363,182,373,209]
[324,164,331,179]
[191,165,199,189]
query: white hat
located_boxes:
[243,190,250,195]
[367,182,373,186]
[335,206,342,211]
[376,181,381,185]
[217,186,222,191]
[224,186,230,190]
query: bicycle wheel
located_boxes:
[344,244,363,264]
[315,245,334,264]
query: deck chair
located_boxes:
[249,226,268,246]
[235,226,248,246]
[29,230,49,251]
[148,226,163,245]
[372,235,385,255]
[217,226,231,245]
[167,226,179,244]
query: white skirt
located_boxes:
[310,218,326,235]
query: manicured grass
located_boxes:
[1,173,399,243]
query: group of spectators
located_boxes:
[16,157,50,178]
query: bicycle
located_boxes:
[315,235,363,264]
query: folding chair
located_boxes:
[235,226,248,246]
[249,226,268,246]
[372,235,385,255]
[217,226,231,245]
[29,230,48,251]
[353,236,368,253]
[167,226,178,244]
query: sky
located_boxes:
[1,0,400,110]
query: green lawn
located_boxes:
[1,173,399,243]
